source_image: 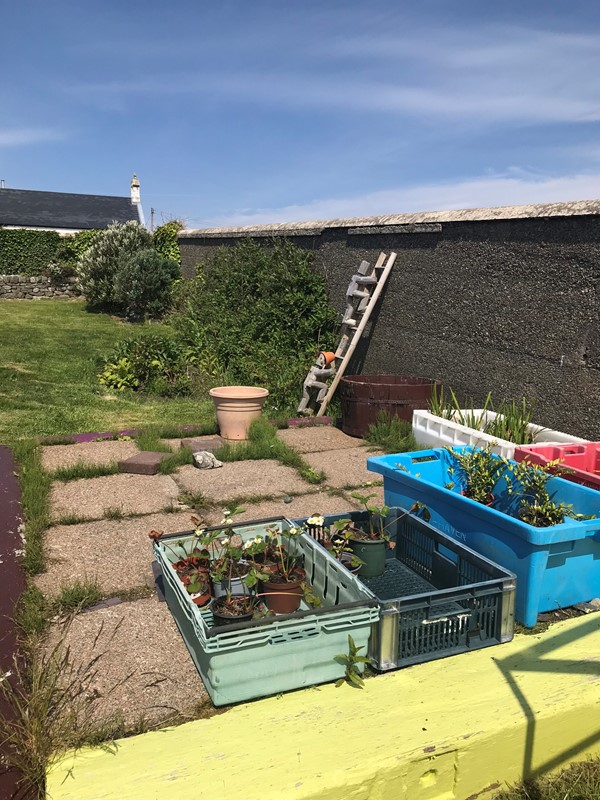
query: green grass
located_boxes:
[365,411,417,454]
[11,439,51,575]
[51,461,120,482]
[214,418,325,485]
[0,300,215,443]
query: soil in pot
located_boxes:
[211,595,259,626]
[262,566,306,614]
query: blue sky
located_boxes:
[2,1,600,228]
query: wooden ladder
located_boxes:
[297,251,397,417]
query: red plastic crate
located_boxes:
[514,443,600,491]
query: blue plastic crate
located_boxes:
[367,448,600,627]
[294,509,515,670]
[154,517,379,705]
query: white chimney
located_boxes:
[130,174,146,227]
[130,174,141,205]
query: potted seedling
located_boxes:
[261,524,320,613]
[343,492,395,578]
[148,529,212,607]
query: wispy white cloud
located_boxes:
[66,25,600,126]
[199,171,600,227]
[0,127,66,148]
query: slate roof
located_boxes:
[0,188,140,230]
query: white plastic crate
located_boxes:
[412,409,587,459]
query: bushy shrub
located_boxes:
[169,239,339,410]
[99,331,193,397]
[153,220,183,264]
[115,248,180,320]
[77,221,152,308]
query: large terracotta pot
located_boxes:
[209,386,269,440]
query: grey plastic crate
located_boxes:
[295,508,516,671]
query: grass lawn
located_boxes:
[0,299,214,443]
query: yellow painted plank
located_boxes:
[48,615,600,800]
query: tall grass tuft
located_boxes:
[11,440,51,575]
[365,411,417,454]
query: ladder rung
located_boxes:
[352,275,377,285]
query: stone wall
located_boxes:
[178,200,600,439]
[0,275,81,299]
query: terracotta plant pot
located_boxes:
[209,386,269,440]
[262,567,306,614]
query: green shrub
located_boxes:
[77,221,151,308]
[0,229,61,276]
[99,331,193,397]
[153,220,183,264]
[169,239,339,411]
[114,248,180,320]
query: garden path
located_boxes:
[35,425,383,731]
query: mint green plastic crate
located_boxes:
[154,517,379,706]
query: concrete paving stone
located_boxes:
[173,460,312,504]
[118,451,170,475]
[181,435,224,453]
[41,440,139,472]
[50,473,180,521]
[276,426,365,453]
[34,511,196,599]
[228,491,363,524]
[160,439,183,451]
[302,447,384,489]
[45,597,210,728]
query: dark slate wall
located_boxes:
[179,215,600,438]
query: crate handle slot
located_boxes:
[268,627,320,645]
[411,453,440,464]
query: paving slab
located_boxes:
[160,439,183,451]
[50,473,180,521]
[34,511,196,598]
[45,597,209,729]
[41,440,139,472]
[181,435,224,453]
[118,451,171,475]
[276,426,364,453]
[174,460,312,504]
[302,447,384,489]
[228,491,363,523]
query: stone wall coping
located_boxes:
[179,198,600,238]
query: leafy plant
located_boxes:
[169,238,339,411]
[77,220,152,308]
[446,445,505,504]
[99,331,195,397]
[502,458,591,527]
[486,398,537,445]
[348,491,394,544]
[365,411,417,453]
[114,247,181,320]
[428,388,537,445]
[153,220,183,264]
[334,635,370,688]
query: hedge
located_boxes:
[0,229,61,276]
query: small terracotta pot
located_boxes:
[189,590,212,607]
[209,386,269,440]
[262,567,306,614]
